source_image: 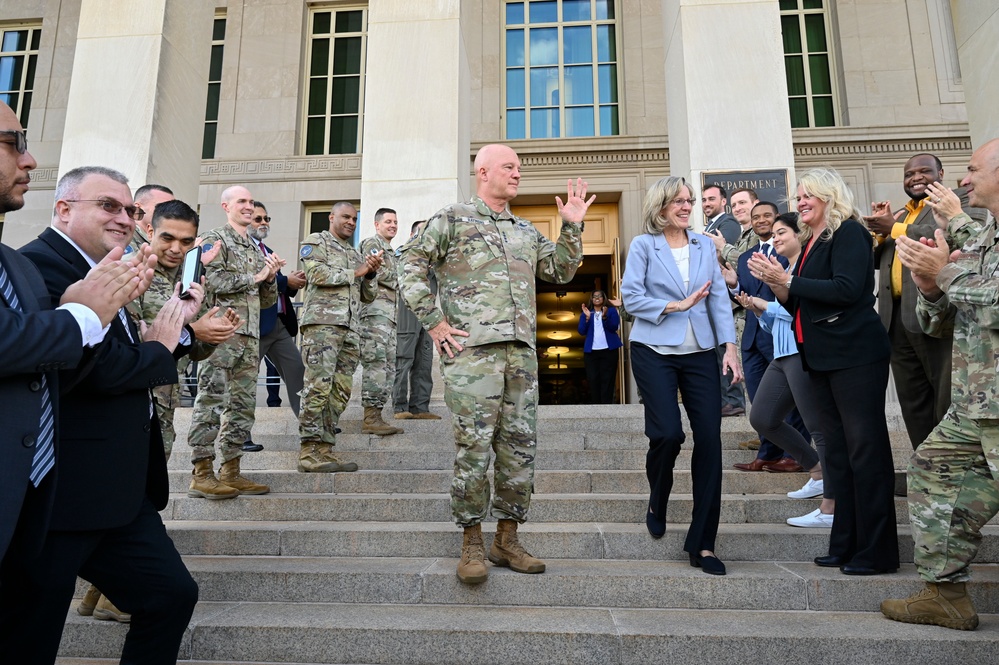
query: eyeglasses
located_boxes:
[0,129,27,154]
[253,215,271,223]
[65,199,145,221]
[669,198,696,207]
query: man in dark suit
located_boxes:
[243,200,306,451]
[702,183,745,416]
[864,153,987,450]
[1,165,200,665]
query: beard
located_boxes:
[248,224,269,240]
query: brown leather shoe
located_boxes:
[763,458,804,473]
[720,405,746,417]
[733,458,773,472]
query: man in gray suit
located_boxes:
[865,153,986,450]
[393,220,439,420]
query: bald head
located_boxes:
[221,185,254,232]
[961,138,999,213]
[0,100,37,214]
[475,143,521,211]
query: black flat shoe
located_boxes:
[241,440,264,452]
[646,506,665,539]
[814,555,845,568]
[840,564,897,576]
[689,553,726,576]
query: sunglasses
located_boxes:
[0,129,27,154]
[253,215,271,223]
[65,198,145,221]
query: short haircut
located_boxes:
[910,153,943,171]
[411,220,426,233]
[54,166,129,205]
[252,200,267,212]
[752,200,779,217]
[731,187,758,202]
[641,176,691,235]
[331,201,356,216]
[374,207,396,221]
[134,184,173,202]
[151,199,199,231]
[703,183,726,200]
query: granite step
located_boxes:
[56,601,999,664]
[161,520,999,564]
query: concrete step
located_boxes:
[161,520,999,564]
[57,601,999,664]
[167,468,827,495]
[163,492,920,525]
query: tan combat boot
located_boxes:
[93,594,131,623]
[318,443,358,472]
[881,582,979,630]
[189,458,239,499]
[362,406,403,435]
[457,523,488,585]
[77,584,101,616]
[218,457,270,495]
[489,519,546,574]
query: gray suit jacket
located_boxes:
[704,212,741,246]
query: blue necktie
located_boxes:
[0,260,55,486]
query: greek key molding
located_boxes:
[26,167,59,187]
[200,155,362,182]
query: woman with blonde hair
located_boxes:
[622,175,741,576]
[749,167,898,576]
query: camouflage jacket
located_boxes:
[133,262,217,361]
[359,233,397,323]
[201,223,277,339]
[720,227,760,267]
[916,213,999,419]
[127,226,149,256]
[397,196,583,349]
[299,230,378,332]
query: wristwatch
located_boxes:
[784,275,793,289]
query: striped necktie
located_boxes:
[0,260,55,486]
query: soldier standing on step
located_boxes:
[881,138,999,631]
[398,143,593,585]
[297,201,382,473]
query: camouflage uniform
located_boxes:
[359,234,397,409]
[131,262,217,461]
[187,224,276,463]
[127,226,149,255]
[298,230,377,445]
[909,213,999,583]
[719,227,760,268]
[398,196,583,527]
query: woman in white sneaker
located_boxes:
[736,212,834,528]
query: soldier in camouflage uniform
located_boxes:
[187,186,282,499]
[358,208,403,435]
[398,144,594,585]
[127,183,174,253]
[297,202,381,473]
[881,138,999,631]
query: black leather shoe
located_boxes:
[335,427,342,434]
[241,440,264,452]
[841,564,897,576]
[646,507,665,539]
[690,553,726,576]
[814,555,845,568]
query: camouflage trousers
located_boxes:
[299,324,359,445]
[359,314,396,409]
[908,406,999,583]
[440,341,538,527]
[153,357,191,462]
[188,334,258,464]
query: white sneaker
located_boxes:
[786,508,833,528]
[787,478,824,499]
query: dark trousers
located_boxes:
[631,344,722,554]
[889,303,952,449]
[584,347,618,404]
[0,498,198,665]
[808,358,899,570]
[717,344,745,409]
[743,343,789,461]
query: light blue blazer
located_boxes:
[622,231,736,348]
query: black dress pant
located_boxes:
[584,347,618,404]
[807,358,899,570]
[0,497,198,665]
[631,343,722,554]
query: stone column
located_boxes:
[358,0,470,242]
[662,0,795,229]
[950,1,999,146]
[58,0,214,204]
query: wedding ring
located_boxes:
[935,197,941,203]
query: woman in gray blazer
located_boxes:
[622,176,740,576]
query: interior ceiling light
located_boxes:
[548,362,568,369]
[546,292,575,321]
[547,346,569,355]
[547,330,571,340]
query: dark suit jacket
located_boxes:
[736,243,788,357]
[259,243,299,338]
[705,212,741,246]
[20,229,183,532]
[875,188,987,333]
[787,219,891,372]
[0,245,88,560]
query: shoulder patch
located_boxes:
[300,245,313,258]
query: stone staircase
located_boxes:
[55,402,999,664]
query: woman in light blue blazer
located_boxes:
[622,175,740,576]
